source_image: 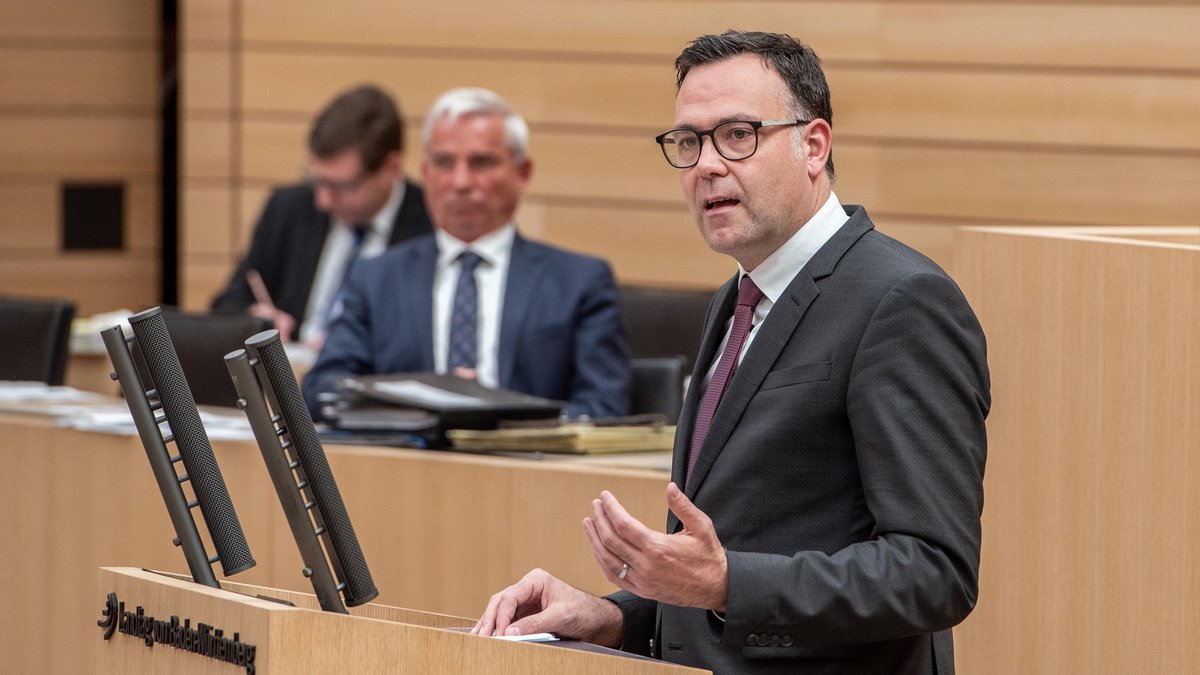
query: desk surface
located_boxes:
[0,409,673,673]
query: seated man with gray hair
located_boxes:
[302,87,632,420]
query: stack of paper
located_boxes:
[70,310,133,355]
[447,424,676,454]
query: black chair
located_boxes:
[630,355,687,424]
[159,310,271,407]
[619,285,714,373]
[0,295,76,385]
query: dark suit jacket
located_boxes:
[611,205,990,674]
[300,232,632,420]
[210,180,433,340]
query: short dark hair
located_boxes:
[307,85,403,172]
[675,30,834,178]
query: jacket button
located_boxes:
[745,634,759,646]
[781,634,794,647]
[769,635,780,646]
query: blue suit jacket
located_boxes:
[301,232,632,419]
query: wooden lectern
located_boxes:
[95,567,708,674]
[951,226,1200,673]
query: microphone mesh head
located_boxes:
[129,308,256,576]
[254,333,378,606]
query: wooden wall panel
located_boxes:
[122,180,160,251]
[831,67,1200,152]
[851,145,1200,229]
[182,0,234,44]
[0,184,61,250]
[183,49,234,112]
[0,117,157,177]
[0,257,158,315]
[179,0,238,310]
[182,186,234,256]
[0,1,160,315]
[0,180,157,251]
[181,259,233,312]
[0,1,157,42]
[237,121,1200,231]
[181,1,1200,308]
[237,1,1200,71]
[524,202,726,288]
[1,1,1196,310]
[0,47,158,109]
[239,51,676,130]
[240,51,1200,153]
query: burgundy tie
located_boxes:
[686,275,764,485]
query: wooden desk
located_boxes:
[0,413,672,673]
[65,350,120,395]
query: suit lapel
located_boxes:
[497,234,544,388]
[388,180,433,245]
[294,212,332,310]
[405,238,438,370]
[680,276,820,504]
[677,206,878,510]
[671,277,737,490]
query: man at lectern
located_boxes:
[301,87,631,420]
[473,30,990,674]
[212,84,433,345]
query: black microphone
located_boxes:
[126,307,256,577]
[229,329,377,609]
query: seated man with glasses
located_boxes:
[212,84,433,346]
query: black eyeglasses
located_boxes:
[654,119,810,169]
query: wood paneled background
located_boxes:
[0,1,160,314]
[177,0,1200,310]
[2,2,1197,313]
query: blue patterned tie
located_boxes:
[322,223,371,330]
[447,251,483,370]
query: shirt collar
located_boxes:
[335,179,406,239]
[370,179,405,239]
[738,191,849,303]
[435,222,517,268]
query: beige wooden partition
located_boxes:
[0,412,672,673]
[0,1,161,314]
[179,1,1200,310]
[952,227,1200,674]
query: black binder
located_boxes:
[328,372,563,446]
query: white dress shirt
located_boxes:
[698,192,850,389]
[299,180,406,343]
[432,223,516,389]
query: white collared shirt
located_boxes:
[432,223,516,389]
[698,192,850,388]
[300,180,407,344]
